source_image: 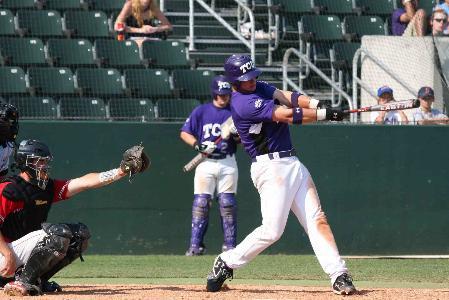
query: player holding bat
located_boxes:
[180,75,239,256]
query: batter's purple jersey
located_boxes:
[231,81,293,159]
[392,8,407,36]
[181,102,237,155]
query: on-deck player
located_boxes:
[181,75,239,256]
[205,55,356,295]
[0,103,19,180]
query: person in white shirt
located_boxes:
[412,86,449,125]
[371,86,408,125]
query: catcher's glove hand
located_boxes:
[120,143,150,181]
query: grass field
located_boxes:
[53,255,449,289]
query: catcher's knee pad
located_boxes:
[192,194,211,219]
[218,193,237,248]
[218,193,237,218]
[190,194,211,248]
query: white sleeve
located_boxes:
[370,112,379,123]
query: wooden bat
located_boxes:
[344,99,420,114]
[182,116,234,172]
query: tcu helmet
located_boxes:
[15,139,52,189]
[0,103,19,143]
[224,54,261,83]
[211,75,232,98]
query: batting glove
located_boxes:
[194,141,217,154]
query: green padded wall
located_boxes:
[18,122,449,255]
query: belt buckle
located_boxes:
[272,152,280,159]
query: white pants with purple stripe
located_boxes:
[220,156,348,284]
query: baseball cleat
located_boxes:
[4,281,41,296]
[41,280,62,293]
[332,273,356,295]
[221,244,235,252]
[206,256,233,292]
[185,245,206,256]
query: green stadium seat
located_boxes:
[0,9,16,36]
[172,69,215,100]
[45,0,82,11]
[0,67,27,94]
[1,0,39,10]
[47,38,95,66]
[109,98,155,121]
[355,0,395,16]
[9,96,58,119]
[28,67,76,95]
[142,40,190,69]
[76,68,123,97]
[17,10,64,37]
[331,42,361,70]
[344,16,386,39]
[64,11,110,38]
[314,0,355,15]
[274,0,314,14]
[90,0,124,13]
[417,0,438,15]
[95,39,141,68]
[60,97,107,120]
[124,69,171,98]
[0,37,46,66]
[156,98,200,120]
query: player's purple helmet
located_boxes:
[211,75,232,98]
[224,54,261,83]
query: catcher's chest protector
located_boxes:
[1,175,55,241]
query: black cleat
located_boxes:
[185,245,206,256]
[332,273,356,295]
[41,280,62,293]
[206,256,233,292]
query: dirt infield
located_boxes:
[1,284,449,300]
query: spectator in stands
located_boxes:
[412,86,449,125]
[429,9,448,36]
[371,86,409,125]
[114,0,172,47]
[436,0,449,16]
[392,0,427,36]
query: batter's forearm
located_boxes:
[180,131,197,148]
[273,90,320,108]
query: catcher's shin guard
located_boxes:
[218,193,237,249]
[188,194,211,251]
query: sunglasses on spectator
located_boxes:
[433,18,447,23]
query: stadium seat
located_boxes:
[47,39,95,67]
[0,9,16,36]
[156,98,200,120]
[274,0,314,14]
[0,67,27,95]
[142,40,190,69]
[95,39,142,68]
[9,96,58,119]
[314,0,355,15]
[60,97,107,120]
[45,0,82,11]
[0,37,46,66]
[17,10,64,37]
[109,98,155,121]
[1,0,39,10]
[344,16,386,40]
[330,42,361,71]
[89,0,124,13]
[172,69,215,100]
[355,0,395,16]
[28,67,76,95]
[124,69,172,98]
[64,11,110,38]
[417,0,439,15]
[76,68,123,97]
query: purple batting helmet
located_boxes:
[224,54,261,83]
[211,75,232,98]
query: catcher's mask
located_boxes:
[15,139,52,190]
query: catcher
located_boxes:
[0,139,149,296]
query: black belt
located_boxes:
[251,149,297,162]
[207,153,233,160]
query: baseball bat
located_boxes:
[343,99,420,114]
[182,137,222,172]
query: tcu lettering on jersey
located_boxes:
[203,123,221,139]
[239,61,255,74]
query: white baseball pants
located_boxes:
[221,156,348,284]
[194,155,238,195]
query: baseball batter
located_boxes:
[0,103,19,180]
[206,55,356,295]
[181,75,239,256]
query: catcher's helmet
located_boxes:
[211,75,232,98]
[0,103,19,143]
[15,139,52,190]
[224,54,261,83]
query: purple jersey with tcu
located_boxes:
[231,81,293,159]
[181,102,237,155]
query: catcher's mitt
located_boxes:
[120,143,150,180]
